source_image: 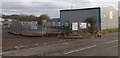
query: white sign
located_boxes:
[31,21,38,29]
[79,23,87,29]
[72,22,78,30]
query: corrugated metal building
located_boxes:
[60,7,101,34]
[60,6,118,34]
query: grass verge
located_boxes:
[101,28,119,34]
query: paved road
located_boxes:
[62,39,118,56]
[2,30,118,56]
[2,28,67,51]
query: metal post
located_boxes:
[77,21,79,35]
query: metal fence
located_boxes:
[9,19,96,36]
[9,19,64,36]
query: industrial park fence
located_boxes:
[9,19,65,36]
[8,19,94,36]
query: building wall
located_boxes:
[101,6,118,30]
[60,7,101,33]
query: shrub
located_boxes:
[101,28,119,34]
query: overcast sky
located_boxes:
[0,0,120,18]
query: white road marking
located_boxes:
[106,40,118,44]
[86,47,91,49]
[90,45,97,48]
[64,45,97,54]
[75,50,80,52]
[87,45,118,56]
[64,51,76,54]
[79,48,86,50]
[64,41,117,55]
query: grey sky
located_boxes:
[1,0,120,18]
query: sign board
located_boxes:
[72,22,78,30]
[31,21,38,29]
[88,23,91,27]
[63,22,69,26]
[79,23,87,29]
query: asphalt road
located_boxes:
[2,27,118,56]
[2,28,66,51]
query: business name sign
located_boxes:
[79,23,87,29]
[72,22,78,30]
[63,22,69,26]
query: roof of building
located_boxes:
[60,7,100,12]
[52,18,60,20]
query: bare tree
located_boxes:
[2,14,50,22]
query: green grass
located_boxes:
[64,28,119,37]
[101,28,119,34]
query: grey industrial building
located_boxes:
[60,6,118,34]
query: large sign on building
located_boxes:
[79,23,87,29]
[72,22,78,30]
